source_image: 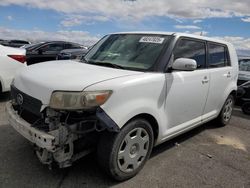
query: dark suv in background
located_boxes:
[26,41,85,65]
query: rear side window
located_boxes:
[173,39,206,69]
[41,43,64,51]
[208,43,230,68]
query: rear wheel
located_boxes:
[216,95,234,126]
[242,102,250,115]
[97,119,154,181]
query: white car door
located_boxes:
[202,43,233,120]
[163,38,209,135]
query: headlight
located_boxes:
[49,90,112,110]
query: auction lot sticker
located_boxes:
[139,36,165,44]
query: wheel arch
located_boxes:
[230,90,237,100]
[219,89,237,113]
[126,113,159,144]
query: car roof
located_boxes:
[111,31,231,46]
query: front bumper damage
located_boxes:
[6,101,119,168]
[6,102,56,151]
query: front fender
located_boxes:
[84,73,167,132]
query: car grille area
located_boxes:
[10,85,43,118]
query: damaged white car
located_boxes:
[7,32,238,181]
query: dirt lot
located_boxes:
[0,92,250,188]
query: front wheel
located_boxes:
[97,119,154,181]
[216,95,234,126]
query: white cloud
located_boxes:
[216,36,250,51]
[0,26,249,54]
[6,15,13,20]
[61,15,109,27]
[193,20,202,24]
[175,25,201,30]
[0,0,250,21]
[7,15,13,20]
[241,17,250,22]
[0,27,99,46]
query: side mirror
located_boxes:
[172,58,197,71]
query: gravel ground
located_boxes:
[0,92,250,188]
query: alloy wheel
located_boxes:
[223,98,233,122]
[117,127,150,173]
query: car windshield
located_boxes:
[239,59,250,71]
[84,34,170,71]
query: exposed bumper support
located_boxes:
[6,102,56,151]
[96,107,120,132]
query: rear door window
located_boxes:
[41,43,64,52]
[208,43,230,68]
[173,39,206,69]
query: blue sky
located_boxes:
[0,0,250,54]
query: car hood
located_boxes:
[13,60,143,105]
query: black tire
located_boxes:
[97,118,154,181]
[215,95,234,126]
[242,102,250,115]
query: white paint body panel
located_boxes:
[13,60,143,104]
[0,45,26,92]
[12,32,238,146]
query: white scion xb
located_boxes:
[6,32,238,181]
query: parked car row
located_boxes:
[0,39,89,64]
[0,40,89,93]
[24,41,88,65]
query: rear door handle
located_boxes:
[224,72,231,78]
[202,76,209,84]
[202,80,209,84]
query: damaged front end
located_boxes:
[7,86,119,168]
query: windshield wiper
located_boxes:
[90,61,124,69]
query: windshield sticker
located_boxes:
[139,36,165,44]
